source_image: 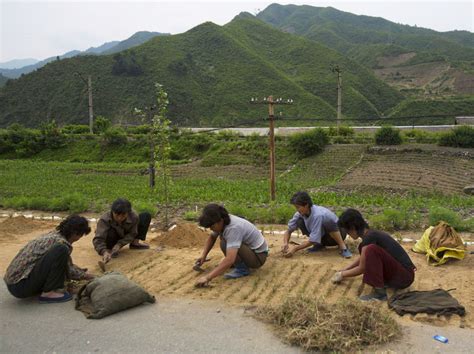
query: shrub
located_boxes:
[328,126,354,137]
[40,120,67,149]
[370,209,419,231]
[438,126,474,148]
[374,126,402,145]
[402,129,439,144]
[126,125,151,135]
[94,116,112,134]
[428,207,473,232]
[289,128,329,158]
[103,127,127,146]
[62,124,90,134]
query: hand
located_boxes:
[331,271,343,284]
[283,248,295,258]
[83,273,95,280]
[111,245,121,255]
[195,257,205,267]
[195,276,210,288]
[102,250,112,263]
[281,244,289,254]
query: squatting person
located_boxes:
[281,191,352,258]
[4,215,94,303]
[332,208,416,301]
[93,198,151,264]
[195,204,269,287]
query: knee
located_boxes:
[139,212,152,224]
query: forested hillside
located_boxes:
[0,15,401,127]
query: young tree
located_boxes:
[152,83,172,228]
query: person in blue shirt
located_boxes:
[281,191,352,258]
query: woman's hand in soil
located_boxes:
[281,244,289,254]
[331,271,343,284]
[195,276,210,288]
[283,248,295,258]
[102,251,112,263]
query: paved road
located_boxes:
[0,282,299,353]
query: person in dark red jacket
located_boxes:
[332,208,416,301]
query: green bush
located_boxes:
[126,125,151,135]
[374,126,402,145]
[438,126,474,148]
[40,120,67,149]
[369,209,419,231]
[94,116,112,134]
[327,126,354,137]
[289,128,329,158]
[62,124,90,134]
[103,127,127,146]
[402,129,439,144]
[428,207,473,232]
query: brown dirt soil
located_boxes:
[337,147,474,195]
[0,217,56,241]
[0,218,472,332]
[150,223,209,248]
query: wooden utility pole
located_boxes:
[87,76,94,134]
[75,72,94,133]
[331,65,342,128]
[250,96,293,201]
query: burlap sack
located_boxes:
[75,271,155,319]
[429,221,465,250]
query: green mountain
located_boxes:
[101,31,169,55]
[0,73,8,87]
[0,32,168,79]
[0,15,402,128]
[257,4,474,98]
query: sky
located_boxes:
[0,0,473,63]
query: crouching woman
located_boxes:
[4,215,94,303]
[195,204,269,287]
[332,209,416,301]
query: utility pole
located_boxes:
[75,72,94,133]
[331,65,342,128]
[250,96,293,201]
[87,76,94,134]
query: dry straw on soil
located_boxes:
[255,295,401,352]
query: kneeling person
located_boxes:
[93,198,151,264]
[195,204,268,287]
[282,191,352,258]
[4,215,94,303]
[333,208,416,301]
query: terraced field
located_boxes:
[338,146,474,194]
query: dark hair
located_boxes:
[56,215,91,240]
[111,198,132,214]
[290,191,313,207]
[337,208,369,237]
[198,203,231,228]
